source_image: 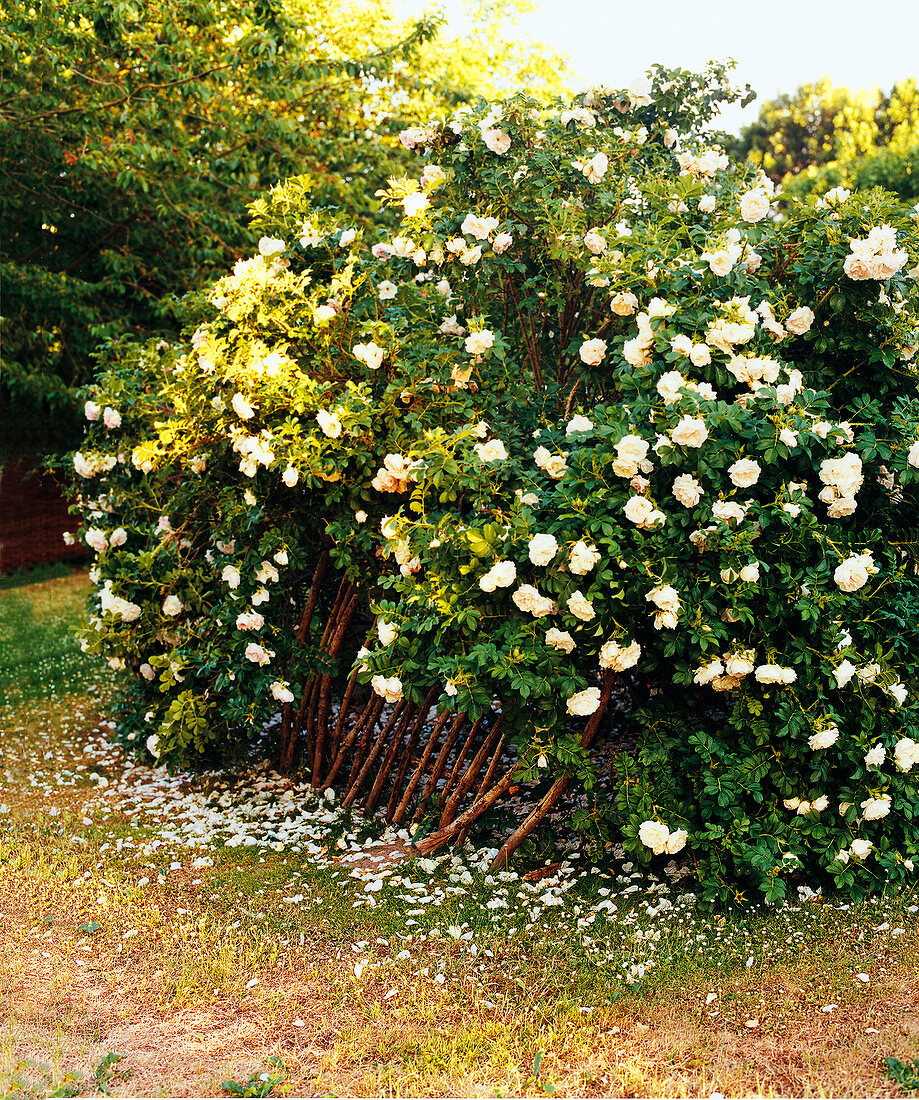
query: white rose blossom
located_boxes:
[512,584,557,617]
[479,560,517,592]
[599,639,641,671]
[473,439,508,462]
[860,796,891,821]
[566,590,596,621]
[528,533,559,566]
[579,338,607,366]
[568,540,601,575]
[566,687,601,716]
[545,628,576,653]
[893,738,919,772]
[671,415,708,448]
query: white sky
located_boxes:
[396,0,919,133]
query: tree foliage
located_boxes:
[0,0,571,455]
[731,77,919,201]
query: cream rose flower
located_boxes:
[232,393,255,419]
[236,610,264,631]
[270,681,294,703]
[754,664,797,685]
[646,584,680,613]
[245,642,272,666]
[693,658,725,686]
[473,439,508,462]
[545,628,576,653]
[623,495,665,529]
[808,728,840,751]
[665,829,688,855]
[712,500,746,525]
[785,306,815,335]
[479,560,517,592]
[739,188,771,222]
[543,454,569,479]
[512,584,557,617]
[672,473,703,507]
[689,343,712,367]
[833,555,872,593]
[482,128,511,155]
[461,213,498,240]
[316,409,343,438]
[583,229,607,255]
[610,292,638,316]
[860,796,891,821]
[671,415,709,448]
[566,415,594,436]
[528,533,559,566]
[728,458,761,488]
[894,737,919,773]
[580,151,608,183]
[402,192,429,217]
[464,329,495,356]
[656,370,686,404]
[566,687,601,716]
[371,674,404,702]
[638,820,671,855]
[579,338,607,366]
[353,342,385,370]
[566,590,595,621]
[613,434,650,477]
[569,540,601,575]
[599,639,641,671]
[724,652,755,678]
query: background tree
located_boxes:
[0,0,571,457]
[730,77,919,205]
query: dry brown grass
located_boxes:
[3,874,919,1098]
[3,572,919,1097]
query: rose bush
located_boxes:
[69,62,919,901]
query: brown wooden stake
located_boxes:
[362,702,418,815]
[489,775,571,870]
[435,716,484,816]
[437,713,505,830]
[489,671,617,870]
[321,695,383,791]
[312,592,359,785]
[327,663,360,763]
[341,701,406,809]
[412,762,522,856]
[412,713,473,820]
[391,709,452,825]
[380,687,440,819]
[296,551,330,644]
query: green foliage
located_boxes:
[222,1057,287,1097]
[885,1055,919,1092]
[731,77,919,207]
[68,62,919,900]
[0,0,569,455]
